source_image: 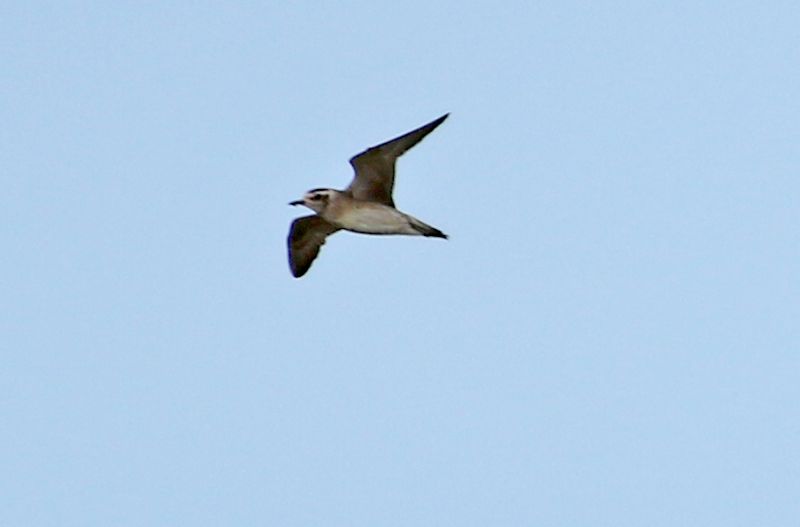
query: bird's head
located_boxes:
[289,188,337,213]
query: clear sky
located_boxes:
[3,2,799,525]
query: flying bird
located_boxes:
[287,114,450,278]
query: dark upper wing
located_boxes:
[287,215,341,278]
[346,113,448,206]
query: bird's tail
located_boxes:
[407,215,448,239]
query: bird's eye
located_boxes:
[310,195,322,201]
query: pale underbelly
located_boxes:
[333,207,418,235]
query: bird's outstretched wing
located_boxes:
[346,113,448,207]
[287,215,341,278]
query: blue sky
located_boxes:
[3,2,799,525]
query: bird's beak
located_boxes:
[289,200,304,206]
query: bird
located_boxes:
[287,113,449,278]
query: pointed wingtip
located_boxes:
[431,113,450,131]
[421,113,449,135]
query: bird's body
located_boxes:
[287,114,449,277]
[313,190,446,237]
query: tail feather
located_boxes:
[408,216,448,239]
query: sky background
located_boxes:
[3,1,799,525]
